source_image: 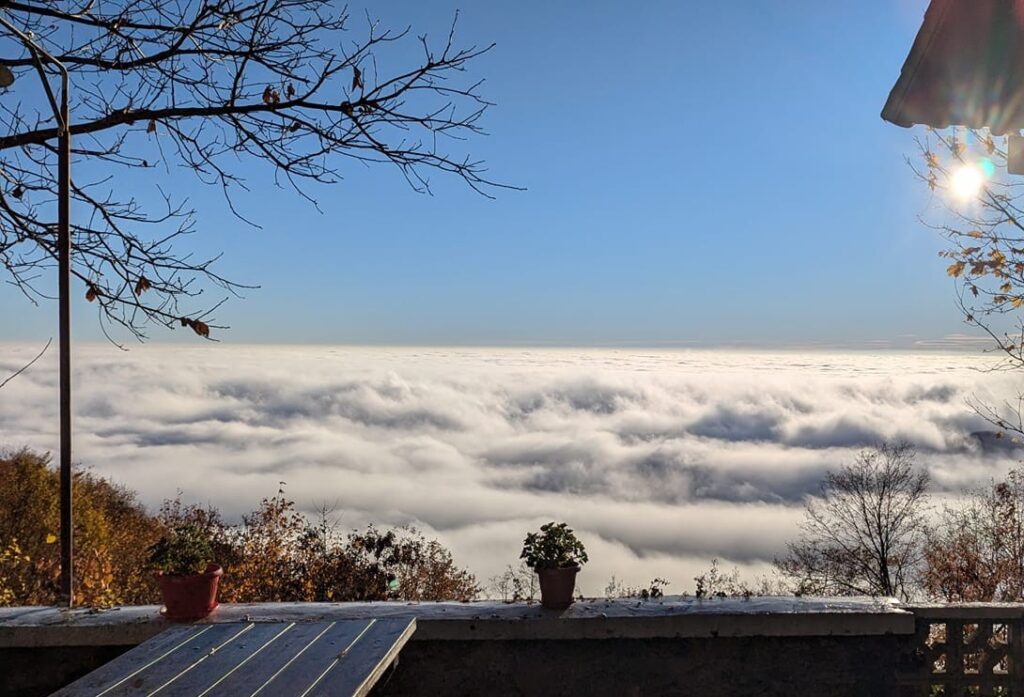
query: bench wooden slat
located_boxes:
[50,618,415,697]
[147,623,293,696]
[249,619,375,697]
[54,624,251,697]
[51,625,207,696]
[190,622,346,696]
[305,619,417,697]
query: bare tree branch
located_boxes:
[0,337,51,389]
[0,2,516,342]
[914,130,1024,437]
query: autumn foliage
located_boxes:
[0,449,161,606]
[775,443,1024,602]
[0,449,477,607]
[922,470,1024,602]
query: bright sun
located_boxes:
[950,165,985,200]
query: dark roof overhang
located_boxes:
[882,0,1024,135]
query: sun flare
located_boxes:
[950,165,985,200]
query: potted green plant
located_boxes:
[148,524,222,621]
[520,522,588,610]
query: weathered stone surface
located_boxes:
[370,636,913,697]
[0,645,130,697]
[0,598,920,696]
[0,596,911,647]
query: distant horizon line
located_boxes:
[0,333,997,354]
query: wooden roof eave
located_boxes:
[882,0,956,129]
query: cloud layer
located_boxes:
[0,344,1019,594]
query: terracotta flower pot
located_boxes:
[537,565,580,610]
[155,564,222,621]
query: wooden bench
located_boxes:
[52,618,416,696]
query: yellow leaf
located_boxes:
[968,230,984,238]
[947,261,966,277]
[45,534,56,544]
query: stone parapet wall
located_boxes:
[0,598,995,696]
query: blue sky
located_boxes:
[3,0,964,347]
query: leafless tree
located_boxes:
[776,443,930,600]
[0,1,512,343]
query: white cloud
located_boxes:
[0,343,1020,594]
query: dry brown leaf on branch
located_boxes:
[146,119,156,134]
[179,317,210,337]
[352,65,363,91]
[262,86,279,105]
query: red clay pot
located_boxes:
[537,565,580,610]
[155,564,222,621]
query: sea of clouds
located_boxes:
[1,343,1022,595]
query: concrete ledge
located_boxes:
[0,596,913,647]
[904,603,1024,619]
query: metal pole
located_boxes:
[57,72,72,608]
[0,16,76,606]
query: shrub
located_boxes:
[604,576,669,600]
[489,563,537,602]
[148,525,215,576]
[0,448,162,606]
[520,522,588,570]
[923,468,1024,602]
[0,448,479,606]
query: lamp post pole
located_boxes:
[57,65,72,609]
[0,18,74,607]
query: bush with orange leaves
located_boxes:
[922,468,1024,602]
[160,488,479,603]
[0,448,162,606]
[0,449,478,606]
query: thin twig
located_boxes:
[0,337,52,389]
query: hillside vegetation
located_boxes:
[0,449,477,606]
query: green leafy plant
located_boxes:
[520,522,588,571]
[148,524,215,576]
